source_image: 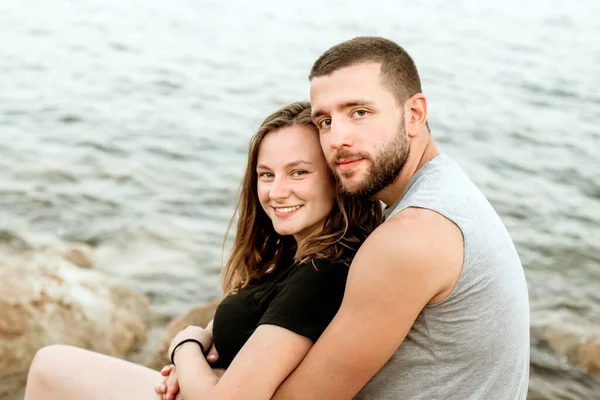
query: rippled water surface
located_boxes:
[1,0,599,398]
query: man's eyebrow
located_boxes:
[311,100,373,120]
[311,108,327,121]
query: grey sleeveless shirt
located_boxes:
[354,154,530,400]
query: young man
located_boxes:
[271,36,530,399]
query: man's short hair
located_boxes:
[310,36,423,106]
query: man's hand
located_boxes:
[206,343,220,364]
[203,320,220,364]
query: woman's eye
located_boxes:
[292,170,307,177]
[353,110,367,118]
[258,172,273,179]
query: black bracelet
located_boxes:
[170,339,206,366]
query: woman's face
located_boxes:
[257,124,336,244]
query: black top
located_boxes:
[211,259,348,369]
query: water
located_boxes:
[1,0,599,398]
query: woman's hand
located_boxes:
[160,321,217,399]
[155,364,179,400]
[167,325,213,364]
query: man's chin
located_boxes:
[337,177,368,196]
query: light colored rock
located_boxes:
[0,251,149,398]
[37,241,96,268]
[543,328,582,365]
[61,242,96,268]
[145,298,221,370]
[579,334,600,376]
[542,325,600,377]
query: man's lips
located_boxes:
[335,158,364,171]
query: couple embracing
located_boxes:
[25,36,530,400]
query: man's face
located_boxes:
[310,62,410,197]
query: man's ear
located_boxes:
[406,93,428,138]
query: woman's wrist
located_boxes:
[173,340,205,366]
[168,325,214,365]
[171,339,206,364]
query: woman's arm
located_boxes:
[171,324,312,400]
[170,260,348,400]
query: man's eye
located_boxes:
[319,119,331,128]
[353,110,367,118]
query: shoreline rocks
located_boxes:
[541,324,600,377]
[0,245,150,399]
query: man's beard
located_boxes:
[331,118,410,198]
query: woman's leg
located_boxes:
[24,344,161,400]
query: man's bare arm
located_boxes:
[272,208,464,399]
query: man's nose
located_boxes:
[329,119,354,150]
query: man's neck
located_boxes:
[377,137,439,207]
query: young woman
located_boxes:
[24,101,382,400]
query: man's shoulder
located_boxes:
[380,206,458,238]
[352,206,464,302]
[355,207,450,266]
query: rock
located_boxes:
[543,328,582,365]
[61,243,95,268]
[579,334,600,376]
[145,298,221,370]
[0,231,33,255]
[41,241,96,268]
[0,251,149,398]
[542,325,600,377]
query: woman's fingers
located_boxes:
[160,364,174,376]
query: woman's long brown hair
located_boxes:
[222,101,382,294]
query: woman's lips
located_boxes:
[272,205,303,218]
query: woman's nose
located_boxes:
[269,177,291,200]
